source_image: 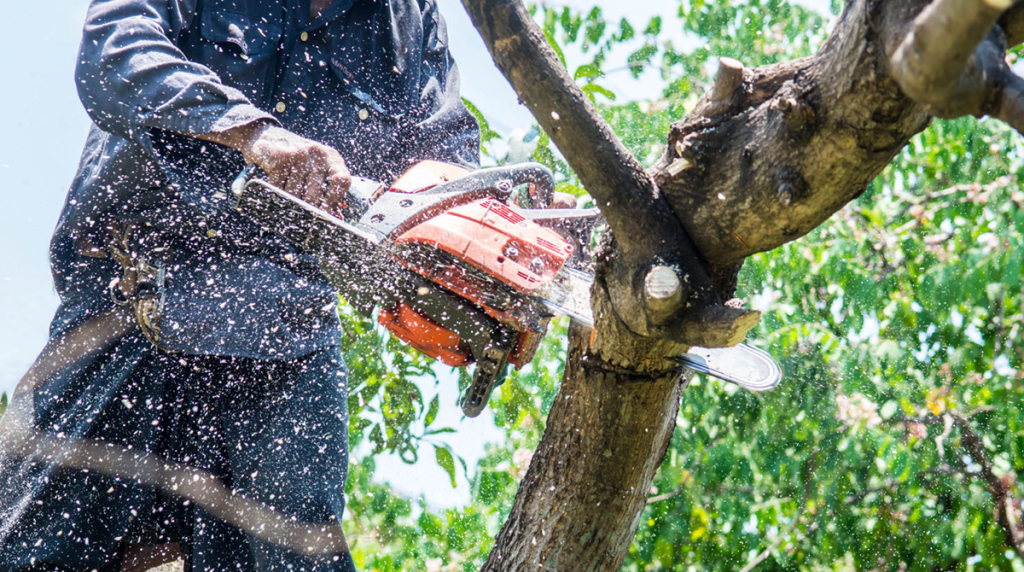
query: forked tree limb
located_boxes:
[653,0,931,267]
[460,0,760,347]
[457,0,1024,569]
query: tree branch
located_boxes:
[1000,1,1024,46]
[652,0,931,268]
[707,57,748,116]
[891,0,1012,107]
[947,413,1024,558]
[993,71,1024,132]
[453,0,1024,569]
[460,0,760,347]
[891,413,1024,557]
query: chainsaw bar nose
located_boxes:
[676,344,782,392]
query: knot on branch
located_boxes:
[770,82,819,138]
[596,248,761,351]
[773,167,810,208]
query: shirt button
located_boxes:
[300,31,309,42]
[275,102,286,113]
[358,108,369,121]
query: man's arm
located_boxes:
[77,0,349,211]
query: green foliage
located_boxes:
[344,458,496,571]
[339,303,457,464]
[461,98,501,158]
[536,0,827,111]
[622,116,1024,571]
[342,1,1024,570]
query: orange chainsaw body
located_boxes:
[375,161,573,368]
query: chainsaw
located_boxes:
[230,161,782,417]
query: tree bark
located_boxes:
[485,321,686,571]
[459,0,1024,569]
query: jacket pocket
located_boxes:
[195,9,283,100]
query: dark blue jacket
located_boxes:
[51,0,480,359]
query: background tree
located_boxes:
[458,0,1024,567]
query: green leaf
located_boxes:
[573,63,603,80]
[461,97,500,144]
[583,8,606,47]
[627,44,658,78]
[425,395,439,427]
[426,427,457,435]
[643,15,662,36]
[618,18,635,41]
[561,6,581,43]
[369,424,384,453]
[0,393,6,419]
[544,27,567,68]
[581,83,617,102]
[434,445,457,488]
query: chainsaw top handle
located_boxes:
[431,162,555,209]
[357,162,556,239]
[232,162,555,220]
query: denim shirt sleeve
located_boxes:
[408,0,481,170]
[76,0,278,142]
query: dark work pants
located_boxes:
[0,334,356,572]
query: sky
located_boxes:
[0,0,829,507]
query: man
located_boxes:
[0,0,479,570]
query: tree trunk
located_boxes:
[485,291,688,570]
[460,0,1024,569]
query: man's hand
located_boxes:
[199,122,351,215]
